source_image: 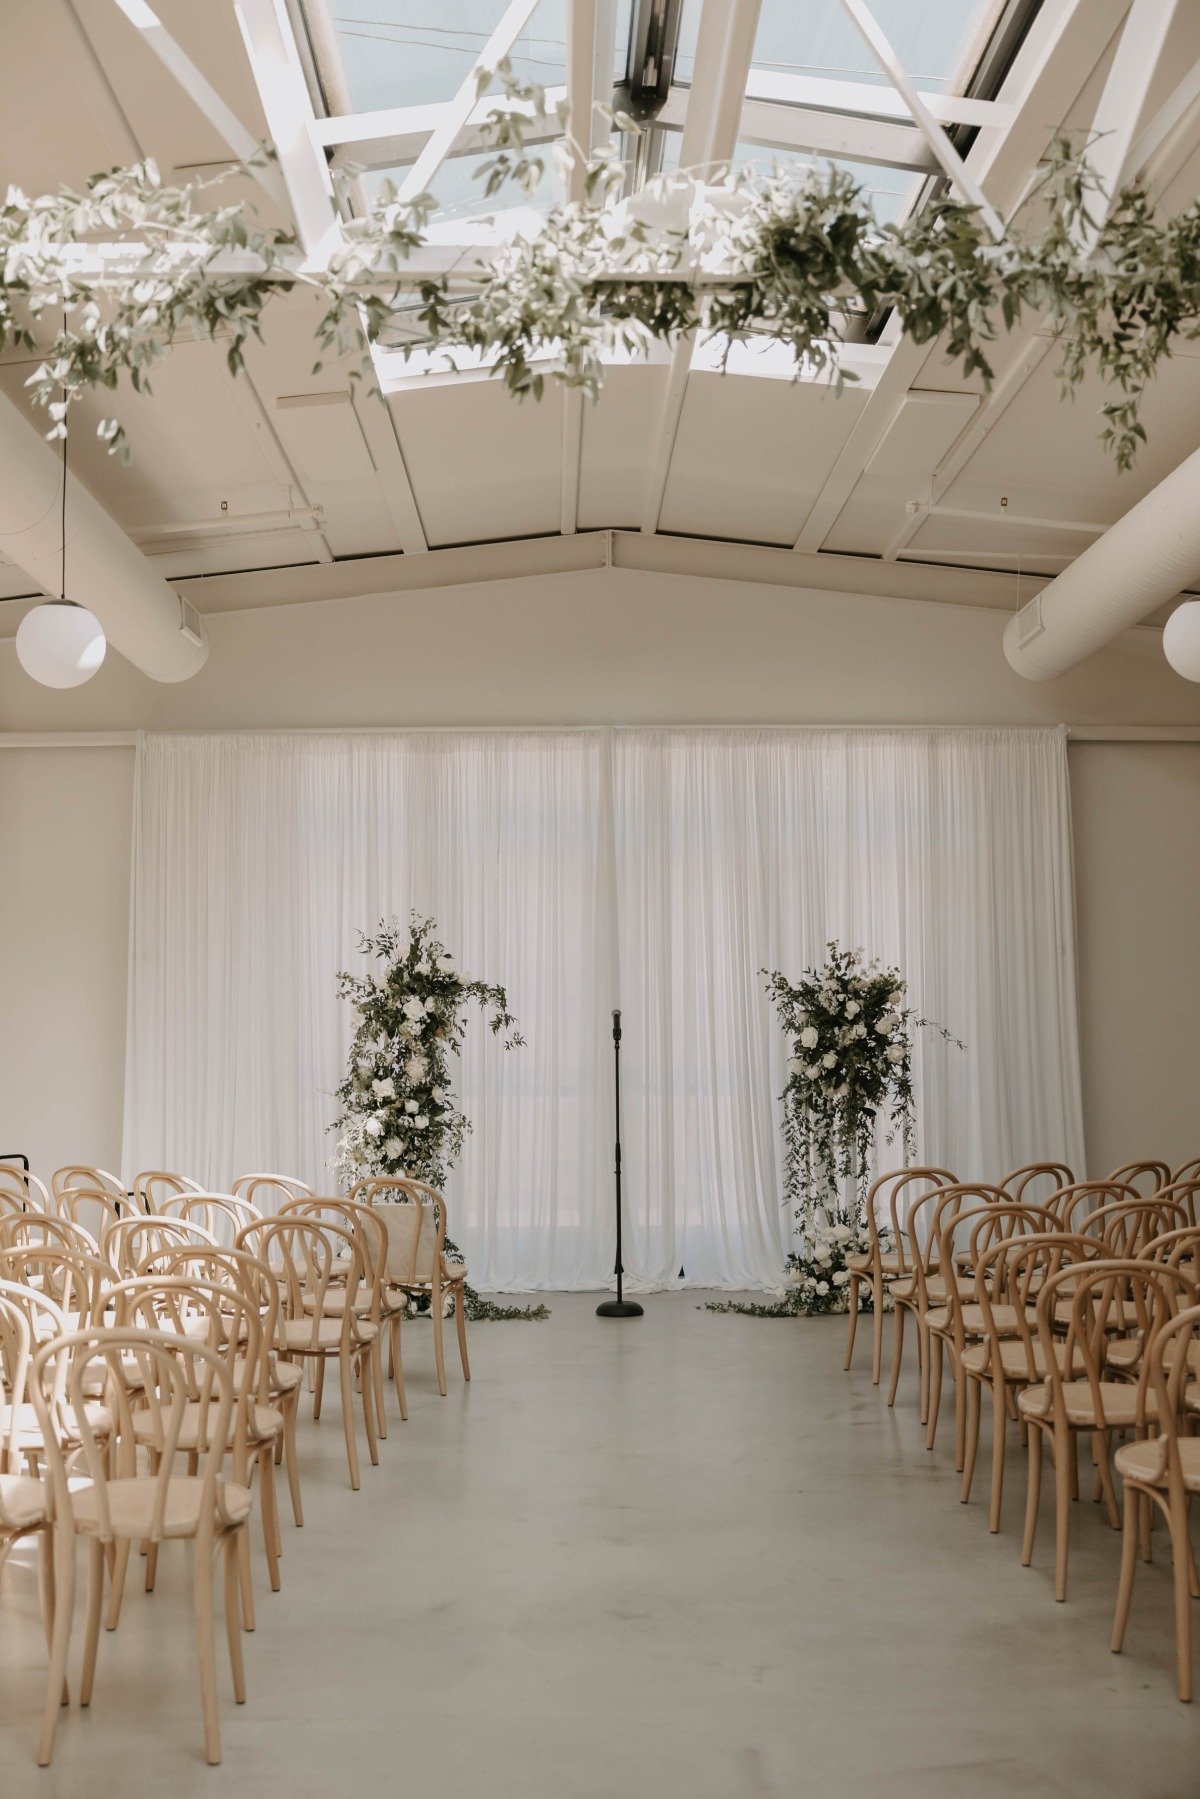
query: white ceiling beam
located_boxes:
[394,0,543,203]
[1126,54,1200,180]
[641,0,764,534]
[106,0,289,210]
[791,0,1132,555]
[743,68,1014,131]
[235,0,428,553]
[835,0,1003,236]
[560,0,601,536]
[884,0,1185,564]
[313,86,566,173]
[655,85,938,172]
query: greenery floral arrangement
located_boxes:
[4,65,1200,471]
[332,914,547,1322]
[707,1218,891,1320]
[763,942,961,1225]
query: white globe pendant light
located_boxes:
[14,405,107,689]
[16,599,107,688]
[1163,600,1200,681]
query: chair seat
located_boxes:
[233,1354,302,1394]
[70,1475,252,1539]
[889,1273,973,1305]
[0,1400,112,1451]
[282,1316,378,1351]
[303,1289,374,1318]
[0,1473,46,1530]
[846,1251,903,1276]
[1115,1435,1200,1493]
[1018,1379,1161,1428]
[132,1400,282,1449]
[387,1263,467,1295]
[961,1338,1065,1381]
[924,1301,1022,1338]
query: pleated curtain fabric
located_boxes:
[123,726,1084,1291]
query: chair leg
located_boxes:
[870,1275,883,1386]
[432,1286,447,1397]
[917,1318,930,1426]
[80,1539,105,1707]
[237,1518,256,1633]
[1021,1422,1042,1567]
[952,1348,966,1474]
[313,1356,325,1422]
[339,1352,361,1491]
[37,1530,75,1767]
[258,1445,282,1593]
[390,1318,408,1422]
[843,1277,860,1370]
[1170,1490,1193,1702]
[1112,1480,1140,1654]
[282,1394,304,1528]
[455,1285,471,1382]
[1095,1432,1121,1530]
[194,1532,222,1765]
[961,1376,981,1505]
[223,1533,246,1705]
[372,1337,388,1438]
[925,1336,943,1452]
[1054,1427,1072,1601]
[887,1302,905,1408]
[360,1350,380,1467]
[104,1540,130,1631]
[988,1376,1007,1534]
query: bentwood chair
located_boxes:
[238,1217,378,1491]
[0,1213,101,1259]
[0,1291,52,1629]
[1082,1197,1189,1258]
[57,1187,137,1247]
[1151,1181,1200,1227]
[1019,1259,1197,1601]
[1000,1163,1075,1207]
[31,1328,252,1766]
[52,1167,127,1207]
[1111,1301,1200,1699]
[231,1173,314,1210]
[843,1167,956,1386]
[0,1247,111,1340]
[352,1177,472,1400]
[1172,1156,1200,1185]
[1047,1182,1139,1234]
[0,1167,51,1213]
[132,1171,204,1214]
[280,1199,390,1435]
[902,1184,1007,1455]
[160,1192,263,1248]
[1107,1159,1173,1197]
[100,1214,219,1280]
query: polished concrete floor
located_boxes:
[1,1294,1197,1796]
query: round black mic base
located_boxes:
[596,1298,644,1318]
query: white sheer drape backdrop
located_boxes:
[123,726,1083,1290]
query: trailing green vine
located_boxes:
[3,66,1200,470]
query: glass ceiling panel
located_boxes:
[677,0,999,94]
[307,0,568,116]
[360,148,564,229]
[658,133,920,226]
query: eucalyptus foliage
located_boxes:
[706,1218,890,1319]
[4,64,1200,469]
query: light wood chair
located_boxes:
[0,1277,115,1478]
[0,1246,111,1339]
[132,1171,204,1214]
[1107,1159,1173,1197]
[1172,1156,1200,1185]
[1082,1197,1189,1258]
[279,1199,390,1435]
[0,1290,53,1655]
[892,1184,1003,1449]
[1047,1181,1139,1233]
[1151,1180,1200,1227]
[1000,1163,1075,1207]
[52,1167,127,1207]
[352,1177,472,1399]
[0,1166,52,1213]
[0,1212,101,1258]
[100,1215,219,1280]
[57,1187,137,1247]
[1111,1299,1200,1700]
[1018,1258,1197,1601]
[231,1173,313,1210]
[31,1327,252,1766]
[843,1166,957,1385]
[237,1217,378,1491]
[159,1192,263,1247]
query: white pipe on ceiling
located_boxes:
[1003,441,1200,679]
[0,392,207,682]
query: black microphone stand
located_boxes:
[596,1008,643,1318]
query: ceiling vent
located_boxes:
[1015,593,1044,647]
[178,594,208,649]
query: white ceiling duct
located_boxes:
[0,391,208,683]
[1003,441,1200,680]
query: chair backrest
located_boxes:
[133,1171,204,1214]
[31,1328,237,1545]
[57,1186,136,1245]
[1047,1181,1139,1234]
[284,1196,386,1298]
[976,1232,1104,1381]
[1136,1302,1200,1489]
[859,1167,956,1275]
[1150,1181,1200,1227]
[1140,1225,1200,1268]
[159,1191,262,1247]
[1035,1258,1198,1430]
[52,1166,127,1204]
[108,1274,263,1420]
[0,1166,52,1213]
[999,1163,1075,1207]
[352,1177,450,1286]
[0,1273,70,1366]
[1081,1197,1188,1257]
[0,1211,101,1257]
[0,1289,33,1473]
[0,1246,111,1329]
[239,1217,363,1350]
[1106,1160,1173,1197]
[230,1173,314,1210]
[153,1246,282,1369]
[932,1202,1054,1347]
[921,1183,1007,1273]
[1172,1156,1200,1185]
[100,1215,219,1279]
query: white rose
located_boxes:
[402,997,425,1021]
[822,1051,837,1070]
[788,1057,804,1075]
[372,1076,395,1099]
[804,1064,819,1080]
[436,955,455,973]
[799,1026,819,1049]
[415,1114,429,1130]
[833,1270,851,1286]
[875,1013,894,1035]
[383,1137,403,1158]
[415,959,431,975]
[888,990,904,1008]
[404,1054,427,1080]
[816,1281,830,1296]
[845,1000,860,1018]
[364,1117,383,1138]
[834,1083,849,1097]
[432,1087,445,1103]
[405,1100,419,1115]
[887,1043,905,1063]
[854,1023,866,1038]
[832,1225,852,1242]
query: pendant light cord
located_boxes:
[60,403,67,604]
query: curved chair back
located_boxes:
[159,1192,262,1248]
[231,1173,313,1211]
[239,1217,363,1353]
[0,1211,101,1257]
[352,1177,449,1287]
[101,1214,219,1279]
[1036,1259,1197,1431]
[133,1171,204,1214]
[999,1163,1075,1207]
[1107,1160,1172,1197]
[52,1166,127,1205]
[0,1246,110,1330]
[58,1186,136,1246]
[1082,1197,1188,1257]
[1047,1181,1139,1234]
[0,1166,51,1213]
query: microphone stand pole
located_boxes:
[596,1008,643,1318]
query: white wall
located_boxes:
[3,565,1200,1184]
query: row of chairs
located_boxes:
[0,1163,475,1765]
[842,1158,1200,1701]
